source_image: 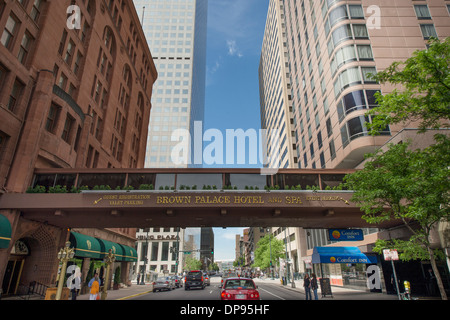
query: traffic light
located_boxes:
[211,248,214,255]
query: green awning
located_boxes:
[0,214,12,249]
[97,238,124,261]
[69,232,102,259]
[119,244,138,262]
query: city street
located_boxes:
[130,277,298,301]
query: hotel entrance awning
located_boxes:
[0,214,12,249]
[118,244,138,262]
[312,247,377,264]
[69,232,102,259]
[97,238,124,261]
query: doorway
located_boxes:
[2,257,25,296]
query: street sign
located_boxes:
[184,251,191,255]
[383,249,399,261]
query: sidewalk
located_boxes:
[253,277,400,300]
[76,281,154,300]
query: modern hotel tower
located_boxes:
[133,0,208,168]
[259,0,450,282]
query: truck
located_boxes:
[184,270,205,290]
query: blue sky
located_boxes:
[203,0,269,261]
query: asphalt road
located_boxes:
[131,277,300,301]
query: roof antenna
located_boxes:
[141,6,145,25]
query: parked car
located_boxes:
[203,273,210,286]
[220,277,260,300]
[152,276,175,292]
[185,270,205,290]
[171,275,183,288]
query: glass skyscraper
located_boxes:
[133,0,208,168]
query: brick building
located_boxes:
[0,0,157,297]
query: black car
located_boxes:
[184,270,205,290]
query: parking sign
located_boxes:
[383,249,399,261]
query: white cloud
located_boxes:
[226,40,243,58]
[221,232,237,240]
[208,0,267,56]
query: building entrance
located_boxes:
[2,256,25,296]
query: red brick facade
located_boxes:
[0,0,157,294]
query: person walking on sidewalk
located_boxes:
[88,273,100,300]
[311,274,319,300]
[303,273,311,300]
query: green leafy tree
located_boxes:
[345,38,450,300]
[183,256,202,271]
[233,256,245,268]
[253,234,284,271]
[367,37,450,134]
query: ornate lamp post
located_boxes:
[56,241,75,300]
[101,249,116,300]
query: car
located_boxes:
[203,273,210,286]
[152,276,175,292]
[184,270,205,290]
[220,278,260,300]
[171,275,183,288]
[220,272,237,288]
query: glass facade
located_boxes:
[133,0,208,168]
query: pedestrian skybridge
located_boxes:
[0,168,401,229]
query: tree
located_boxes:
[367,37,450,134]
[345,38,450,300]
[233,256,245,268]
[183,256,202,271]
[252,234,284,271]
[345,138,449,299]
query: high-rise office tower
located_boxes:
[259,0,297,169]
[133,0,208,168]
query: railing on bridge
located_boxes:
[28,169,355,193]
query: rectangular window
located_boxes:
[8,79,24,112]
[58,73,67,90]
[414,5,431,19]
[30,0,43,22]
[0,131,9,161]
[58,29,68,55]
[1,14,19,49]
[64,39,75,65]
[18,31,33,65]
[329,139,336,160]
[61,114,75,143]
[161,242,169,261]
[151,242,159,261]
[46,103,61,133]
[420,24,438,39]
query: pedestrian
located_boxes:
[67,270,81,300]
[426,268,437,296]
[303,273,311,300]
[88,273,100,300]
[311,273,319,300]
[137,273,140,285]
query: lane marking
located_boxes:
[259,287,286,300]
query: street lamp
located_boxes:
[56,241,75,300]
[101,249,116,300]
